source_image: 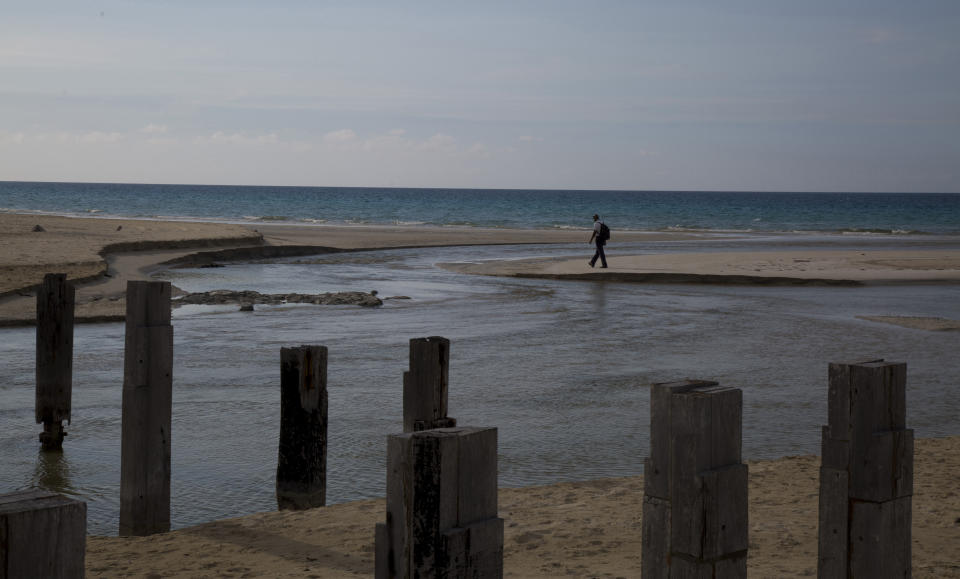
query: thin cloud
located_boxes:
[0,131,26,144]
[31,131,125,144]
[322,129,358,143]
[467,143,491,158]
[194,131,280,146]
[141,123,169,134]
[417,133,456,153]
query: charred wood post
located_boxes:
[35,273,75,450]
[276,345,328,510]
[375,427,503,579]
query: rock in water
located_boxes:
[174,290,383,308]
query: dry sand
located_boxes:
[84,436,960,578]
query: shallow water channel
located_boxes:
[2,236,958,534]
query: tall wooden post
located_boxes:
[119,281,173,536]
[35,273,75,450]
[276,345,328,510]
[375,427,503,579]
[0,490,86,578]
[642,380,748,578]
[403,337,456,432]
[818,360,912,578]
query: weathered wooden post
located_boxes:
[0,490,86,578]
[403,337,456,432]
[119,280,173,536]
[818,360,912,578]
[276,345,328,510]
[36,273,75,450]
[375,427,503,579]
[642,380,748,578]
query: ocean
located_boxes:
[1,182,959,535]
[2,181,959,234]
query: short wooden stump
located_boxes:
[0,490,86,578]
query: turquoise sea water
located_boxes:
[2,181,959,234]
[1,181,959,534]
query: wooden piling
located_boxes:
[276,345,328,510]
[0,490,86,578]
[375,427,503,579]
[642,380,748,578]
[119,281,173,536]
[35,273,75,450]
[403,337,456,432]
[818,360,912,578]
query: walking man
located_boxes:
[588,214,608,268]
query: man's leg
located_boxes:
[597,242,607,268]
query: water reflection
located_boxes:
[589,281,609,313]
[32,448,76,497]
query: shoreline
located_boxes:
[83,435,960,577]
[3,213,960,327]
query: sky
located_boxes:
[1,1,958,192]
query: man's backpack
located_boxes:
[599,222,611,242]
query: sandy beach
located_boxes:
[2,212,959,575]
[82,435,960,578]
[3,213,960,327]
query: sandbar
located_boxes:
[443,249,960,285]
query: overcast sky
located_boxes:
[1,1,958,191]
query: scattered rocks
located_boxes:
[32,225,45,232]
[174,289,383,308]
[239,303,255,312]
